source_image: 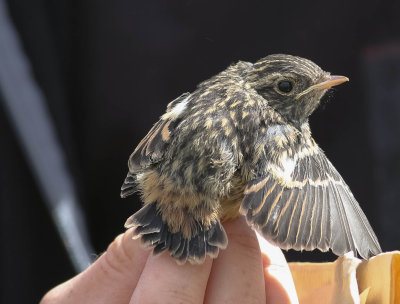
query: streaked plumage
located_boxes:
[121,54,381,264]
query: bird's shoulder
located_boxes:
[126,67,250,172]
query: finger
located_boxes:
[130,248,213,304]
[40,228,149,304]
[256,232,299,304]
[205,216,266,304]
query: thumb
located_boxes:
[40,228,149,304]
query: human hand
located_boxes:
[40,216,298,303]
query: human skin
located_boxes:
[40,216,299,304]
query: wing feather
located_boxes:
[121,93,190,197]
[240,134,381,259]
[128,93,190,172]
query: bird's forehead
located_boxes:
[251,55,324,81]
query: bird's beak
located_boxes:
[295,75,349,100]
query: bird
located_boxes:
[121,54,382,264]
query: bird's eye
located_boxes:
[277,81,293,93]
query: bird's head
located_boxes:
[246,54,348,126]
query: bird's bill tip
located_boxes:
[315,75,349,90]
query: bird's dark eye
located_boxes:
[277,81,293,93]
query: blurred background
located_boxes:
[1,0,399,302]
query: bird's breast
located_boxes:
[219,174,247,221]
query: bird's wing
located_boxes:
[128,93,190,172]
[240,126,381,259]
[121,93,190,197]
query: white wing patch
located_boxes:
[281,156,297,180]
[266,124,291,137]
[264,124,331,187]
[267,151,337,188]
[266,153,297,184]
[162,96,190,120]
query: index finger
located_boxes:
[204,216,266,304]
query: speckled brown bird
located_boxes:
[121,54,381,264]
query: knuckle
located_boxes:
[101,233,132,275]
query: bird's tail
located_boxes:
[125,202,228,264]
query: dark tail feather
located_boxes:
[125,202,228,264]
[121,172,136,198]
